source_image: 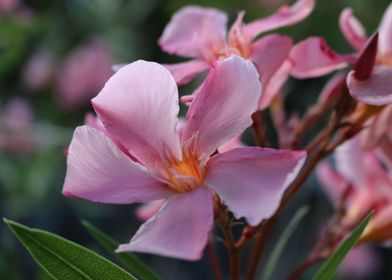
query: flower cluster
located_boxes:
[60,0,392,278]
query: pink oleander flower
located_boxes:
[317,135,392,243]
[56,39,113,111]
[290,4,392,105]
[22,50,54,92]
[157,0,314,109]
[63,56,306,260]
[0,98,33,155]
[0,0,18,16]
[362,105,392,168]
[339,245,380,279]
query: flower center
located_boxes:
[164,152,205,193]
[378,53,392,67]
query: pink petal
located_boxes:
[92,60,181,169]
[339,8,367,51]
[378,137,392,169]
[218,134,243,153]
[244,0,315,38]
[334,136,366,186]
[290,37,347,79]
[340,245,380,278]
[135,200,164,221]
[205,147,306,226]
[317,73,346,104]
[181,56,261,158]
[63,126,172,204]
[159,6,227,59]
[259,60,292,109]
[250,34,292,86]
[378,3,392,56]
[316,162,349,204]
[363,205,392,242]
[250,35,292,109]
[347,65,392,105]
[84,113,135,160]
[163,60,209,85]
[117,186,213,260]
[362,105,392,148]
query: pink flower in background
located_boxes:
[0,98,33,155]
[290,4,392,105]
[22,50,54,92]
[0,0,19,16]
[362,105,392,168]
[56,39,113,111]
[63,57,306,260]
[339,245,380,279]
[317,135,392,243]
[157,0,314,109]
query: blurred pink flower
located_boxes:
[317,135,392,243]
[0,0,19,15]
[339,245,380,279]
[22,50,54,92]
[156,0,314,109]
[63,57,306,260]
[362,105,392,168]
[290,4,392,105]
[0,98,33,155]
[56,39,113,111]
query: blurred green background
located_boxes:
[1,0,391,279]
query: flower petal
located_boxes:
[205,147,306,226]
[63,126,172,204]
[244,0,315,38]
[260,60,292,109]
[334,136,367,186]
[181,56,261,157]
[362,205,392,242]
[316,162,349,204]
[290,37,347,78]
[84,113,136,160]
[92,60,181,168]
[159,6,227,59]
[163,60,209,85]
[135,200,165,221]
[117,186,213,260]
[347,65,392,105]
[250,35,292,109]
[339,8,367,51]
[250,34,292,86]
[378,3,392,56]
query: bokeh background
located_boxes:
[1,0,391,279]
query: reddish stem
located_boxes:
[207,241,223,280]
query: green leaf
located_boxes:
[260,206,309,280]
[312,212,373,280]
[4,218,136,280]
[81,220,159,280]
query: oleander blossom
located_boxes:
[290,4,392,105]
[317,135,392,243]
[117,0,314,109]
[62,56,306,260]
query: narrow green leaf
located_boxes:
[4,218,136,280]
[81,220,159,280]
[260,206,309,280]
[312,212,373,280]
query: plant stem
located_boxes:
[251,112,266,147]
[287,256,324,280]
[223,221,241,280]
[207,241,223,280]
